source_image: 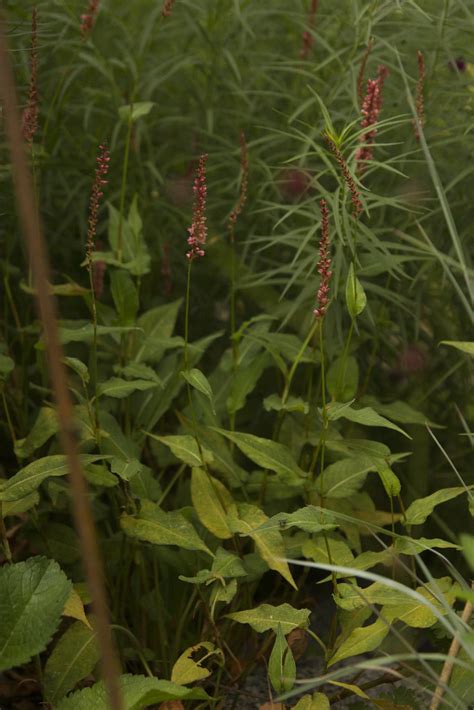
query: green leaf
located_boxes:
[110,270,139,325]
[0,454,106,501]
[129,467,162,501]
[97,377,159,399]
[182,368,215,412]
[440,341,474,356]
[210,578,238,608]
[394,537,460,555]
[107,200,150,275]
[110,457,143,481]
[335,582,410,611]
[118,101,155,123]
[460,534,474,571]
[263,394,309,414]
[14,407,59,459]
[1,491,39,516]
[132,299,182,364]
[362,396,441,427]
[227,352,270,414]
[327,402,410,438]
[44,622,99,705]
[314,456,376,498]
[57,674,210,709]
[249,506,337,535]
[191,468,234,539]
[327,355,359,401]
[227,603,310,634]
[268,623,296,694]
[118,363,161,383]
[213,428,306,485]
[403,486,474,525]
[63,587,91,627]
[373,459,401,497]
[328,618,389,667]
[302,536,354,568]
[59,323,139,344]
[171,642,220,685]
[0,557,71,671]
[42,522,80,564]
[147,433,213,468]
[121,501,212,555]
[64,356,90,383]
[229,503,296,588]
[293,693,330,710]
[0,354,14,380]
[211,547,247,580]
[346,264,367,317]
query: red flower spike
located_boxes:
[414,50,425,140]
[325,136,363,218]
[186,154,208,261]
[228,131,249,242]
[161,0,176,18]
[356,64,389,173]
[86,144,110,268]
[80,0,100,38]
[300,0,319,60]
[22,7,39,146]
[314,199,332,319]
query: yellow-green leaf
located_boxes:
[171,642,219,685]
[328,618,389,667]
[227,603,310,635]
[191,468,234,539]
[63,587,91,629]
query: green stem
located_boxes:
[2,390,16,447]
[110,625,153,677]
[87,265,101,444]
[184,260,192,371]
[117,112,134,262]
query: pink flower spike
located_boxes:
[161,0,176,18]
[186,154,208,261]
[314,199,332,319]
[356,64,389,173]
[300,0,319,60]
[86,143,110,265]
[80,0,100,38]
[22,7,39,146]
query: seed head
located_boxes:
[357,39,374,108]
[300,0,319,60]
[161,0,176,18]
[186,154,208,261]
[414,51,425,140]
[356,64,389,172]
[325,135,363,218]
[22,7,39,146]
[314,199,332,319]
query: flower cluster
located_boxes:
[325,136,363,218]
[314,199,332,319]
[80,0,100,38]
[228,131,249,242]
[161,0,176,18]
[414,50,425,140]
[22,8,39,146]
[300,0,319,60]
[86,144,110,266]
[356,64,389,171]
[186,154,208,261]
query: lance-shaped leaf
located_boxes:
[57,674,210,709]
[191,468,234,539]
[14,406,59,459]
[268,624,296,694]
[328,618,389,667]
[403,486,474,526]
[182,368,215,413]
[327,403,410,439]
[97,377,159,399]
[213,428,306,485]
[44,622,99,705]
[229,503,296,588]
[314,456,376,499]
[0,454,106,502]
[121,501,212,556]
[227,603,310,635]
[146,433,213,468]
[0,557,71,671]
[247,506,337,535]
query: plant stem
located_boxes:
[117,111,134,262]
[184,260,192,371]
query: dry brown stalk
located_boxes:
[0,12,123,709]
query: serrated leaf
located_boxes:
[268,624,296,694]
[121,502,212,555]
[213,428,306,485]
[0,557,71,671]
[182,368,215,412]
[44,622,99,705]
[119,101,155,123]
[346,264,367,317]
[327,403,410,439]
[171,642,220,685]
[191,468,234,539]
[63,587,91,628]
[56,674,210,709]
[227,603,310,634]
[14,407,59,459]
[229,503,296,588]
[328,618,389,667]
[0,454,106,501]
[403,486,474,525]
[147,433,213,468]
[97,377,159,399]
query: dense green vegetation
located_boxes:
[0,1,473,708]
